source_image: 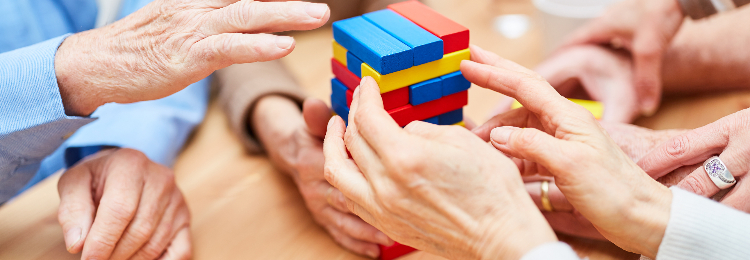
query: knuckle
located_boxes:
[665,135,690,159]
[129,224,157,245]
[514,129,540,149]
[140,241,166,259]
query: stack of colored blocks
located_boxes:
[330,0,471,130]
[330,1,470,259]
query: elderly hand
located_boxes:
[465,45,671,258]
[57,148,190,260]
[561,0,685,116]
[324,77,557,260]
[513,123,689,240]
[638,109,750,212]
[252,96,392,258]
[534,46,638,122]
[55,0,330,116]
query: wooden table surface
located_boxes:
[3,0,750,259]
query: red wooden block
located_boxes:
[388,1,470,54]
[388,90,468,126]
[332,59,360,90]
[346,86,408,111]
[380,243,417,260]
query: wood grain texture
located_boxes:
[3,0,750,259]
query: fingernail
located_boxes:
[275,36,294,50]
[327,117,336,129]
[65,227,81,252]
[490,127,517,143]
[305,3,329,19]
[366,249,379,258]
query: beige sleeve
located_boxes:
[215,60,306,154]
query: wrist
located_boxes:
[627,181,672,258]
[55,33,107,116]
[476,198,558,260]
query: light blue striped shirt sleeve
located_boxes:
[0,34,96,202]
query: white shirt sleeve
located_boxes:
[656,187,750,259]
[520,242,580,260]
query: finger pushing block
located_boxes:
[409,78,442,106]
[333,16,413,75]
[440,71,471,97]
[363,9,443,66]
[388,1,470,54]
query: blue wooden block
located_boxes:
[438,108,463,125]
[409,78,442,106]
[423,116,439,124]
[441,71,471,96]
[333,16,413,75]
[362,10,443,66]
[331,78,349,107]
[347,52,363,78]
[331,95,350,124]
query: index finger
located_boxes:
[350,77,408,155]
[638,126,728,179]
[461,46,594,126]
[81,160,145,260]
[323,116,373,212]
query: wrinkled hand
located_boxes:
[534,46,638,122]
[639,109,750,212]
[324,76,557,260]
[56,0,330,116]
[562,0,685,115]
[253,96,391,258]
[466,45,670,258]
[57,148,190,260]
[517,123,689,240]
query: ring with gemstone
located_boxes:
[703,156,736,189]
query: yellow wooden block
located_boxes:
[454,121,466,127]
[511,99,604,119]
[362,49,471,93]
[332,40,347,66]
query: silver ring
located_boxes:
[704,156,736,189]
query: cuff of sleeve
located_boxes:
[63,78,210,166]
[656,187,750,259]
[520,242,579,260]
[216,61,306,154]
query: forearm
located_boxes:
[216,60,306,153]
[662,6,750,94]
[251,95,306,177]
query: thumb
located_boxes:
[303,98,332,139]
[57,164,96,254]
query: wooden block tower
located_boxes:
[331,0,471,130]
[330,1,470,259]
